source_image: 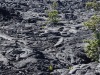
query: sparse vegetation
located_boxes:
[48,10,58,24]
[86,0,100,11]
[48,65,53,71]
[47,1,59,24]
[84,39,99,61]
[68,66,73,70]
[52,1,58,10]
[84,0,100,61]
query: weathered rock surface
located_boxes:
[0,0,99,75]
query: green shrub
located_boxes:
[52,1,58,10]
[68,66,73,70]
[48,10,58,24]
[86,2,98,10]
[83,15,100,61]
[48,65,53,71]
[84,15,100,31]
[46,1,59,24]
[84,40,99,61]
[84,1,100,61]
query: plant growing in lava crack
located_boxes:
[86,0,100,11]
[47,1,59,24]
[84,0,100,61]
[48,10,58,24]
[48,65,53,71]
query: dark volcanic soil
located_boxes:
[0,0,100,75]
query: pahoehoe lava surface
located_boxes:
[0,0,100,75]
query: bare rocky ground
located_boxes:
[0,0,100,75]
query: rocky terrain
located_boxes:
[0,0,100,75]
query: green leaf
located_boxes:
[48,65,53,71]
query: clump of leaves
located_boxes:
[52,1,58,10]
[86,1,98,10]
[84,40,99,61]
[86,0,100,11]
[84,0,100,62]
[83,8,100,62]
[68,66,73,70]
[84,15,100,31]
[48,10,58,24]
[46,1,59,24]
[48,65,53,71]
